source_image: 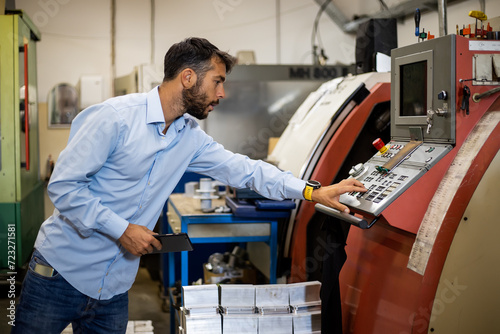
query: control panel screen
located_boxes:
[400,61,427,117]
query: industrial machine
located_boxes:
[0,11,44,273]
[266,71,392,283]
[296,34,499,333]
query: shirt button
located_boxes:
[98,288,102,293]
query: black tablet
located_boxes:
[151,233,194,253]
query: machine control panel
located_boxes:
[339,141,452,217]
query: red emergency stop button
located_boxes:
[373,138,388,154]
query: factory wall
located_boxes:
[13,0,500,178]
[16,0,356,104]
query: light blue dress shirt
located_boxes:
[35,86,306,300]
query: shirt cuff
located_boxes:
[286,177,307,200]
[100,211,130,240]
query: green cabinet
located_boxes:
[0,11,44,269]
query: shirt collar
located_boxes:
[146,86,187,132]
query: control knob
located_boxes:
[438,91,448,100]
[349,163,366,178]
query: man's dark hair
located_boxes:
[163,37,237,82]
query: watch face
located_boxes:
[307,180,321,188]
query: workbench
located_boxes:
[164,193,279,288]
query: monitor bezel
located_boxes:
[393,50,434,126]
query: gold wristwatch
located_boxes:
[303,180,321,202]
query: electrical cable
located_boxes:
[311,0,330,65]
[378,0,390,12]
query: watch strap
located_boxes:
[304,185,314,201]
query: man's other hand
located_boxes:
[118,223,162,256]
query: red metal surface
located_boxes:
[288,35,500,332]
[289,82,391,282]
[336,36,500,333]
[340,222,422,333]
[340,112,499,333]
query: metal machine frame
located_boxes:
[0,11,44,271]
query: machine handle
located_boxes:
[315,203,379,229]
[414,8,421,37]
[23,43,30,171]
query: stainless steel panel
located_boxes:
[182,284,219,309]
[222,314,258,334]
[219,284,255,309]
[288,281,321,306]
[258,314,293,334]
[293,310,322,334]
[391,35,456,143]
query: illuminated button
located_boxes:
[373,138,388,154]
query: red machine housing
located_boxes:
[288,36,500,333]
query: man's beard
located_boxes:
[182,83,218,120]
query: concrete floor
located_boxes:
[128,267,171,333]
[0,187,171,333]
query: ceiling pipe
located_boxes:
[315,0,459,34]
[312,0,349,31]
[437,0,448,36]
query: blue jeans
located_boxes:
[12,249,129,334]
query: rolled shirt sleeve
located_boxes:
[47,104,129,240]
[186,134,307,201]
